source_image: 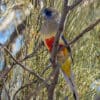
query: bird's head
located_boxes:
[40,7,60,35]
[42,7,59,21]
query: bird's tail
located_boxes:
[62,71,79,100]
[61,58,79,100]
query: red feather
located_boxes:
[44,36,63,52]
[45,36,55,52]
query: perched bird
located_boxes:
[40,7,79,100]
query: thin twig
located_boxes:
[13,63,51,100]
[69,18,100,45]
[41,63,51,75]
[24,82,45,100]
[3,79,10,100]
[69,0,83,10]
[13,81,34,100]
[0,65,13,79]
[25,64,60,100]
[3,47,46,83]
[22,42,44,61]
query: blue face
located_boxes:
[43,8,52,19]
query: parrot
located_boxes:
[40,7,79,100]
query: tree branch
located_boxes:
[49,0,83,99]
[25,64,60,100]
[3,47,46,83]
[47,66,59,100]
[69,0,83,10]
[48,1,69,100]
[13,81,34,100]
[69,18,100,45]
[3,79,10,100]
[51,0,69,64]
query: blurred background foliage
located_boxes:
[0,0,100,100]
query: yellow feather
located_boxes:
[61,57,71,77]
[57,47,71,77]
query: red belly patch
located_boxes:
[44,36,63,52]
[45,36,55,52]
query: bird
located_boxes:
[40,7,79,100]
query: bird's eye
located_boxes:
[44,8,52,18]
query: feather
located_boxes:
[62,71,79,100]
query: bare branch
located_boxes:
[3,79,10,100]
[48,0,69,99]
[3,47,46,83]
[25,64,60,100]
[13,65,52,99]
[69,0,83,10]
[41,63,51,75]
[51,0,69,63]
[69,18,100,45]
[24,82,46,100]
[49,0,84,99]
[47,66,59,100]
[13,81,34,100]
[0,65,13,79]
